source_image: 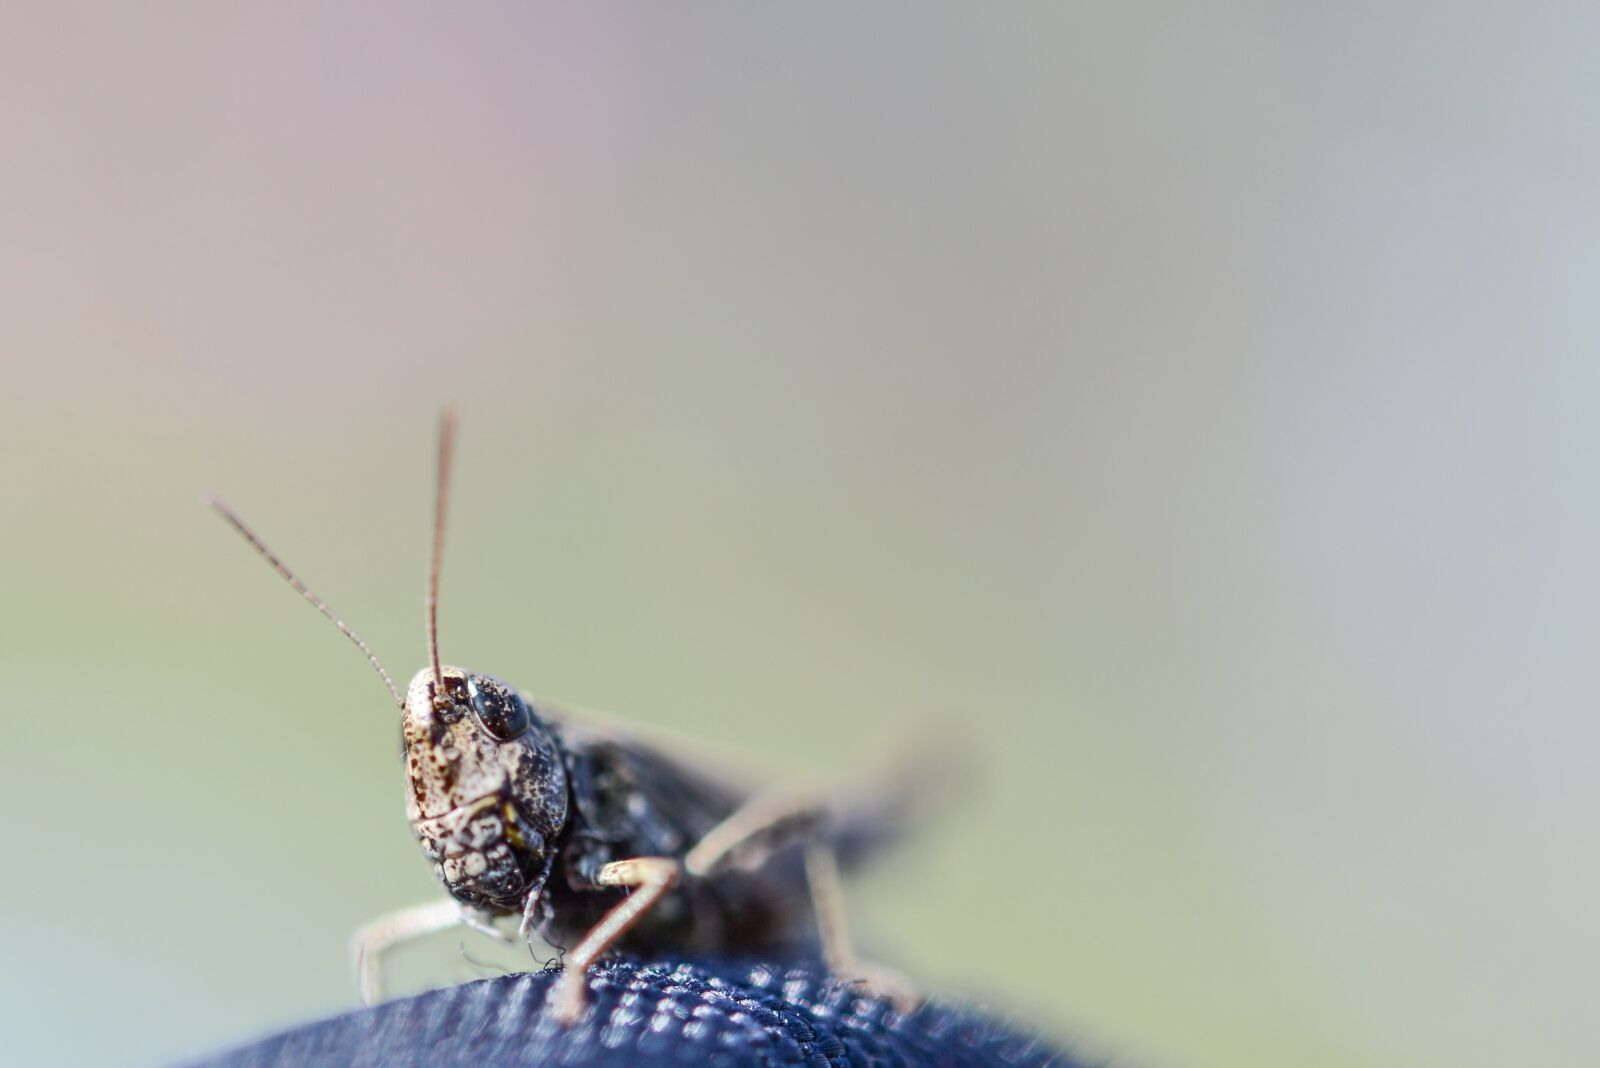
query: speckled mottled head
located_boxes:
[403,666,570,914]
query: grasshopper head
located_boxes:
[402,667,570,913]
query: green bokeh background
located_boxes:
[3,5,1596,1067]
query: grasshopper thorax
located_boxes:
[402,667,571,913]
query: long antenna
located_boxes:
[427,406,457,705]
[209,497,404,709]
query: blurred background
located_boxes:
[1,4,1596,1067]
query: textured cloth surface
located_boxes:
[187,959,1085,1067]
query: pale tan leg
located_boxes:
[684,786,824,877]
[350,898,464,1006]
[518,890,542,941]
[459,905,515,944]
[804,841,920,1012]
[802,841,855,975]
[688,790,920,1012]
[547,857,681,1024]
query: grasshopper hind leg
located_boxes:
[687,788,923,1013]
[803,840,919,1012]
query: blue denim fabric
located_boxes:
[191,959,1087,1067]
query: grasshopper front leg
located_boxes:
[544,857,682,1024]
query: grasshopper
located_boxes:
[211,411,915,1022]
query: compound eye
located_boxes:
[465,677,530,741]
